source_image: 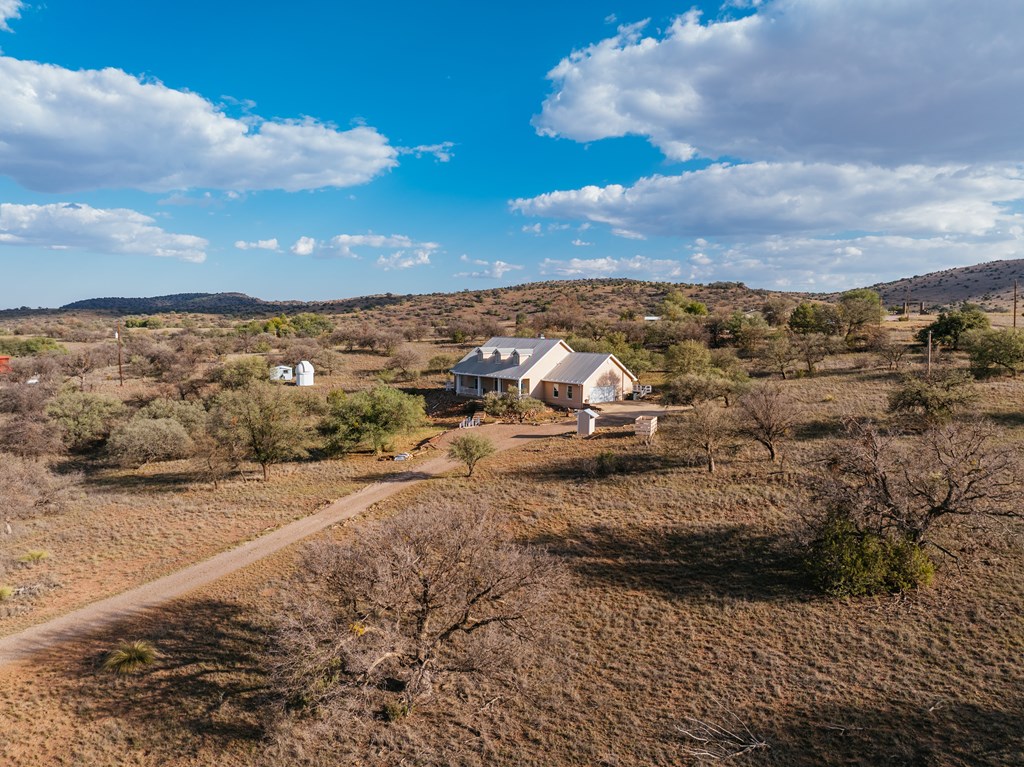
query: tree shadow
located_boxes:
[59,598,272,747]
[526,523,811,603]
[517,448,695,483]
[719,697,1024,766]
[83,469,199,492]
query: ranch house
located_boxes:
[449,336,638,407]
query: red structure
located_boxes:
[0,355,10,374]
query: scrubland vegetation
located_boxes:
[0,275,1022,765]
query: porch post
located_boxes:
[477,376,481,396]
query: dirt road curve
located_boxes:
[0,421,575,666]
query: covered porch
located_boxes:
[453,374,528,397]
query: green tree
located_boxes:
[837,288,884,340]
[107,417,194,467]
[887,371,978,421]
[788,302,843,336]
[321,385,425,454]
[659,290,708,320]
[290,313,334,338]
[447,434,495,477]
[664,340,712,376]
[46,391,127,451]
[211,382,309,480]
[916,305,989,349]
[218,356,269,389]
[964,328,1024,377]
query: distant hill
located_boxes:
[58,291,412,316]
[867,259,1024,311]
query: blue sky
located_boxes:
[1,0,1023,308]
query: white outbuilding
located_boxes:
[295,360,315,387]
[270,365,294,382]
[577,408,599,437]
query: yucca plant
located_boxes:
[102,640,158,674]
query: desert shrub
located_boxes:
[136,397,207,437]
[426,353,456,373]
[447,434,495,477]
[664,340,712,376]
[382,700,412,722]
[0,337,66,356]
[808,514,934,597]
[107,417,194,467]
[46,391,127,450]
[0,586,13,602]
[0,456,80,520]
[102,640,158,674]
[482,391,545,423]
[290,313,334,338]
[887,371,978,421]
[592,450,621,477]
[19,549,50,565]
[788,302,842,336]
[916,305,989,349]
[217,356,269,389]
[963,327,1024,377]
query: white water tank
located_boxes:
[295,360,315,387]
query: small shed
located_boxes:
[0,355,10,374]
[295,360,315,387]
[577,408,599,437]
[270,365,293,382]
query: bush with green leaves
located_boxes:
[482,391,545,423]
[887,371,978,421]
[136,397,207,437]
[964,327,1024,377]
[788,302,843,336]
[808,513,934,597]
[0,336,67,356]
[107,417,194,467]
[217,356,269,389]
[46,391,127,451]
[447,434,495,477]
[916,305,989,349]
[321,385,425,455]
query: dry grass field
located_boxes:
[1,355,1022,766]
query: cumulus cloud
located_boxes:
[234,238,280,251]
[540,255,683,279]
[535,1,1024,166]
[513,163,1024,239]
[397,142,456,162]
[682,232,1024,291]
[0,0,23,31]
[0,202,207,262]
[571,239,592,247]
[289,233,439,271]
[455,255,523,280]
[376,251,431,270]
[0,56,400,193]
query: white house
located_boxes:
[270,365,294,382]
[449,336,638,407]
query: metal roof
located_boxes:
[544,352,638,385]
[450,337,570,379]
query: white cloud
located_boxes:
[291,236,317,256]
[540,255,683,279]
[522,223,542,235]
[234,238,280,251]
[0,202,207,262]
[455,255,523,280]
[376,251,431,270]
[290,233,439,270]
[513,163,1024,239]
[0,0,23,31]
[397,142,456,162]
[682,233,1024,291]
[0,56,399,193]
[571,239,592,247]
[535,1,1024,166]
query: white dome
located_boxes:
[296,360,314,373]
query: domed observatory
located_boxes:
[295,360,315,387]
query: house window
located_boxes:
[567,385,574,400]
[553,384,559,398]
[521,378,530,394]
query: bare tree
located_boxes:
[0,456,81,521]
[676,402,733,473]
[267,504,563,720]
[815,419,1020,552]
[737,382,799,462]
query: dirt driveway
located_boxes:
[0,420,573,666]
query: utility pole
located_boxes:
[927,329,933,379]
[1014,279,1018,329]
[116,320,124,386]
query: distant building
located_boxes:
[0,356,9,374]
[449,336,637,407]
[270,365,293,382]
[295,360,315,386]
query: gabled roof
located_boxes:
[450,336,571,379]
[544,352,638,385]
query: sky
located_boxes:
[1,0,1023,309]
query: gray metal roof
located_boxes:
[450,337,569,379]
[544,352,637,385]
